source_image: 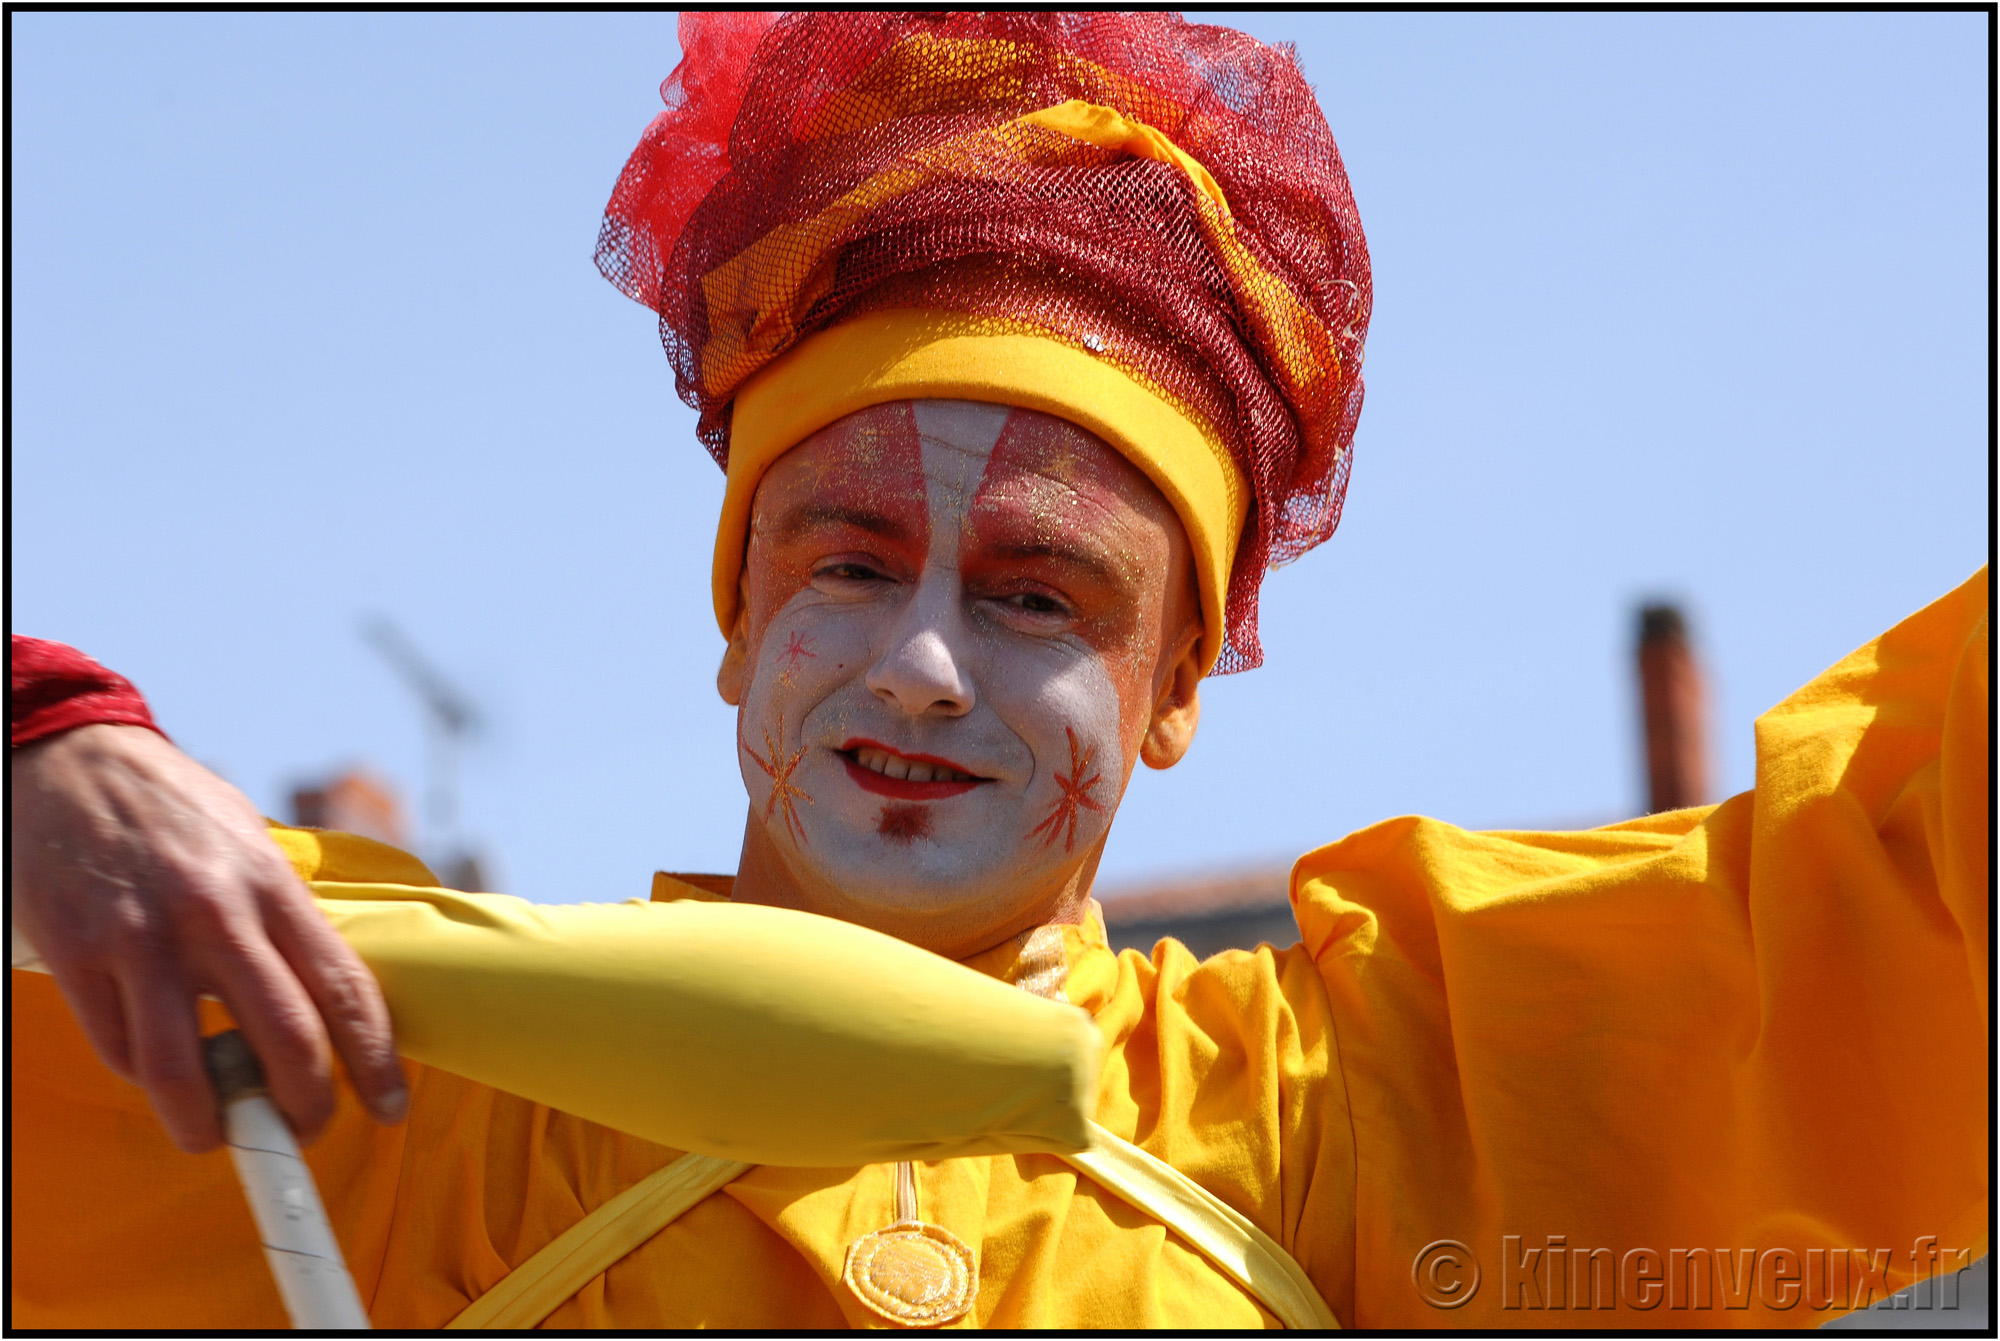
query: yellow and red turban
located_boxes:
[597,11,1371,673]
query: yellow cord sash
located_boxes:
[445,1123,1338,1330]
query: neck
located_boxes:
[730,812,1100,960]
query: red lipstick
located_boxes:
[839,739,986,800]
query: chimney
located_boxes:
[1636,604,1711,812]
[291,769,411,849]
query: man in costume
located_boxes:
[11,12,1988,1329]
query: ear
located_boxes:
[1140,623,1203,770]
[716,586,751,706]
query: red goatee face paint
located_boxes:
[875,804,934,844]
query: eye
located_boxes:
[816,560,889,583]
[1006,591,1067,615]
[983,586,1077,626]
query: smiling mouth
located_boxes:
[838,740,988,799]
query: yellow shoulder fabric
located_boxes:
[264,822,441,887]
[1295,568,1989,1327]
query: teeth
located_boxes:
[851,748,973,783]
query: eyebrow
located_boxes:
[984,540,1122,586]
[768,501,920,546]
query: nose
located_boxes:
[866,575,976,717]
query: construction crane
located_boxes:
[359,615,484,881]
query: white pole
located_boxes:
[205,1031,373,1330]
[11,932,369,1329]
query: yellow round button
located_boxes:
[843,1220,978,1326]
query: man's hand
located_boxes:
[10,724,407,1152]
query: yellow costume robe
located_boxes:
[11,570,1988,1328]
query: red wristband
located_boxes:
[10,636,167,748]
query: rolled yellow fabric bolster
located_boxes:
[311,883,1100,1166]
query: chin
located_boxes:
[787,826,1057,944]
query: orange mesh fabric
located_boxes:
[597,12,1372,672]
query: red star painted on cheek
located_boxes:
[1027,726,1105,853]
[743,720,812,845]
[775,631,817,688]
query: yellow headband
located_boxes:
[717,308,1248,674]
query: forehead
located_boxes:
[754,401,1176,535]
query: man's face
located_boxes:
[724,400,1201,956]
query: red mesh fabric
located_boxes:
[597,11,1371,672]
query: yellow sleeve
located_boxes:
[1294,569,1988,1328]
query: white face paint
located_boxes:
[732,399,1191,951]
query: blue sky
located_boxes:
[12,12,1988,903]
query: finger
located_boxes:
[119,959,222,1152]
[40,960,137,1081]
[199,932,338,1144]
[264,888,407,1124]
